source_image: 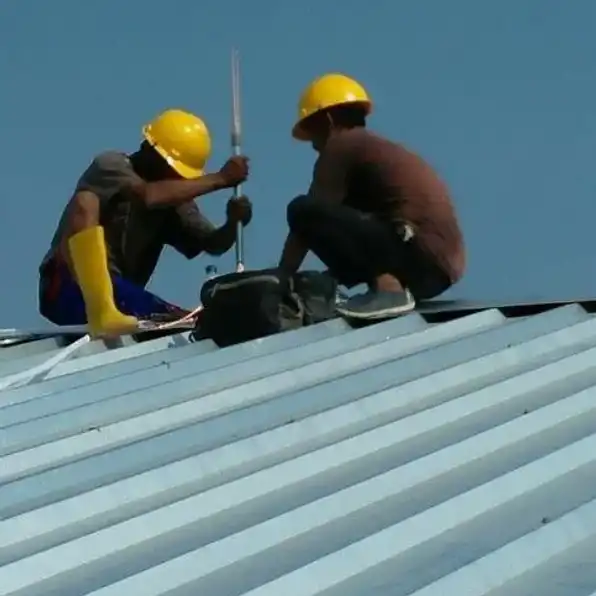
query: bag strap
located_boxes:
[207,273,281,299]
[284,275,306,322]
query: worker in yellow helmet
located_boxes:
[38,108,252,336]
[279,73,466,320]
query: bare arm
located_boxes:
[133,154,248,208]
[279,137,354,273]
[67,190,101,232]
[59,151,131,249]
[166,202,237,259]
[56,190,102,272]
[75,151,248,210]
[279,232,309,274]
[132,173,228,209]
[202,218,238,255]
[277,168,346,272]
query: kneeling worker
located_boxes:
[278,73,466,320]
[39,108,252,336]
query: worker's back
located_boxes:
[322,127,466,283]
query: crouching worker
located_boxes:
[278,73,466,320]
[38,108,252,337]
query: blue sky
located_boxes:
[1,0,595,327]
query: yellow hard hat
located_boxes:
[142,108,212,178]
[292,73,373,140]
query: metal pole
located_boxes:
[231,47,245,273]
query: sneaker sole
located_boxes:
[336,302,416,320]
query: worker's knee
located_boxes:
[287,195,319,232]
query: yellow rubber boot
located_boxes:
[68,226,139,337]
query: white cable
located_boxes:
[0,324,89,340]
[0,334,91,391]
[0,306,203,392]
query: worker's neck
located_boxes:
[316,124,364,151]
[331,123,364,136]
[128,150,143,172]
[128,151,155,180]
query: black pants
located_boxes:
[287,195,450,300]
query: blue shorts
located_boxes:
[39,262,183,326]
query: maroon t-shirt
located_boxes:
[308,128,466,283]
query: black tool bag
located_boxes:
[196,268,338,347]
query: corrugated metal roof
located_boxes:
[1,303,596,595]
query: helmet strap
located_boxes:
[325,110,336,132]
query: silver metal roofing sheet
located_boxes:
[0,303,595,595]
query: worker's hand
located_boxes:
[226,195,253,226]
[219,155,249,187]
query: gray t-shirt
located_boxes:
[40,151,219,287]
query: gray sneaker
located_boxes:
[336,289,416,320]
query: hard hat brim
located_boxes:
[291,100,372,141]
[142,127,204,179]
